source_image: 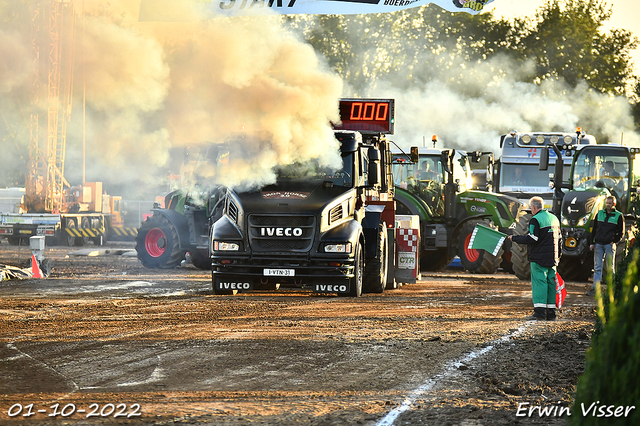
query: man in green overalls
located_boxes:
[509,196,562,321]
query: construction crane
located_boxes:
[25,0,75,214]
[0,0,133,246]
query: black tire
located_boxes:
[364,223,388,293]
[511,212,532,281]
[39,258,52,277]
[421,249,453,272]
[456,219,503,274]
[75,217,90,246]
[558,256,593,282]
[344,243,363,297]
[7,236,21,246]
[135,215,186,269]
[190,249,211,270]
[64,218,77,247]
[93,219,106,246]
[212,273,238,295]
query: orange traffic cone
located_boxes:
[31,254,43,279]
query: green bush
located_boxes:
[570,249,640,425]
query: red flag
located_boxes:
[555,272,567,308]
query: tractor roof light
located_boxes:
[563,135,573,144]
[521,134,532,144]
[550,136,559,144]
[536,135,545,145]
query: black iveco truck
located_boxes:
[210,99,398,296]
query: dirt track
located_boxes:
[0,242,595,425]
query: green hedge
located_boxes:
[570,248,640,425]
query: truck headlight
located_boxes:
[214,241,240,251]
[577,214,590,227]
[324,243,352,253]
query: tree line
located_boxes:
[284,0,640,130]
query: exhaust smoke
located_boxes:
[0,0,343,199]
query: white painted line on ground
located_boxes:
[376,322,533,426]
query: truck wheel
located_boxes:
[421,249,453,272]
[190,250,211,270]
[135,215,186,269]
[558,257,593,282]
[364,223,388,293]
[64,219,77,247]
[212,274,238,295]
[456,219,503,274]
[345,243,363,297]
[75,217,90,246]
[511,212,532,281]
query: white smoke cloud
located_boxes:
[368,54,640,151]
[1,0,343,199]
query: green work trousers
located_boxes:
[530,262,557,309]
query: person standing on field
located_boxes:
[586,195,624,296]
[508,196,562,321]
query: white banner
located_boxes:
[139,0,495,20]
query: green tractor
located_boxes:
[135,187,225,270]
[135,143,228,270]
[391,146,523,273]
[534,142,640,281]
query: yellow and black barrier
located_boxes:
[64,227,138,239]
[110,227,138,237]
[64,227,104,238]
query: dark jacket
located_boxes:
[512,209,561,267]
[591,208,624,245]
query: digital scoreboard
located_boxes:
[333,98,395,134]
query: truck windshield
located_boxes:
[573,148,629,207]
[499,163,570,193]
[275,153,354,188]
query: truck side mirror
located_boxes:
[368,147,381,186]
[410,147,419,163]
[539,147,549,171]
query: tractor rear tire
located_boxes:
[511,212,532,281]
[364,223,388,293]
[135,215,186,269]
[456,219,503,274]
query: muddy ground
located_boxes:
[0,242,596,425]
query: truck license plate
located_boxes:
[264,269,295,277]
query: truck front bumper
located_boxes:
[212,253,356,292]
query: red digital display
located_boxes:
[333,98,394,134]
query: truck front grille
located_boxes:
[248,214,315,253]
